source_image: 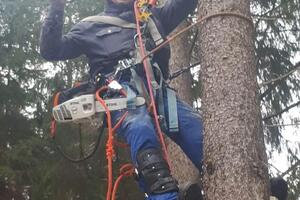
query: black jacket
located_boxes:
[40,0,197,78]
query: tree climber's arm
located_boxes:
[40,0,84,61]
[155,0,198,35]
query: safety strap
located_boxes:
[81,15,137,29]
[157,86,167,131]
[130,68,150,103]
[166,88,178,132]
[122,85,137,109]
[81,15,163,46]
[157,87,179,133]
[147,19,163,45]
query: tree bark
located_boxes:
[197,1,269,199]
[167,20,199,185]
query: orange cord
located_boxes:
[112,111,128,133]
[112,164,135,200]
[95,87,114,200]
[134,1,171,168]
[50,92,61,138]
[96,86,132,200]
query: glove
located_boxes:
[50,0,65,4]
[49,0,66,7]
[48,0,66,12]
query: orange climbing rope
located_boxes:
[95,86,114,200]
[112,164,135,200]
[50,92,61,138]
[95,85,135,200]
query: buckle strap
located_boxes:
[130,68,151,104]
[166,88,179,132]
[122,85,137,109]
[81,15,137,29]
[150,177,178,194]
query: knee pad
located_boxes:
[136,148,179,195]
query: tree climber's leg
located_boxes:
[164,98,203,171]
[112,105,178,200]
[163,98,203,200]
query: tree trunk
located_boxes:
[197,1,269,199]
[167,21,199,184]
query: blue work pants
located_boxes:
[112,93,203,200]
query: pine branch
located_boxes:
[264,122,300,127]
[263,100,300,121]
[252,16,293,21]
[260,62,300,100]
[281,149,300,177]
[281,159,300,177]
[258,4,283,17]
[259,62,300,87]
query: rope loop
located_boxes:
[143,12,254,62]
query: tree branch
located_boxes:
[252,16,293,21]
[259,63,300,87]
[258,4,283,17]
[281,160,300,177]
[260,62,300,100]
[281,149,300,177]
[252,2,283,26]
[263,100,300,121]
[264,122,300,127]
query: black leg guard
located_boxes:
[136,148,179,195]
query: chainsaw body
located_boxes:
[53,94,145,123]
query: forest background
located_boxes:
[0,0,299,199]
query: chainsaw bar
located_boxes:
[53,94,145,123]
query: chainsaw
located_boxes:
[52,81,145,123]
[52,58,146,125]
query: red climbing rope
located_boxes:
[133,1,171,168]
[112,164,135,200]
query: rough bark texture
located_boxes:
[158,5,199,184]
[197,0,269,199]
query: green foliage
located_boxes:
[253,0,300,144]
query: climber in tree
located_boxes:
[40,0,203,199]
